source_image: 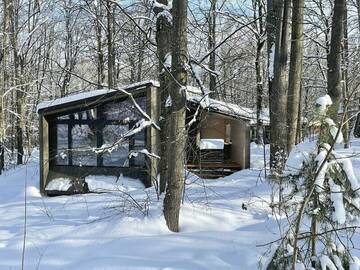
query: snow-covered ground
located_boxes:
[0,141,358,269]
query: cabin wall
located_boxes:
[198,112,250,168]
[200,116,226,140]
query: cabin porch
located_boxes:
[186,111,250,178]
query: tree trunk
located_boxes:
[154,0,172,194]
[0,0,10,172]
[357,0,360,32]
[327,0,345,123]
[267,0,290,173]
[286,0,304,153]
[254,0,265,145]
[61,3,73,97]
[296,84,303,143]
[10,1,24,165]
[208,0,217,99]
[342,0,349,148]
[163,0,188,232]
[106,0,115,88]
[96,0,105,88]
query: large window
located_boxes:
[103,125,129,167]
[130,128,146,166]
[54,95,147,167]
[72,125,97,166]
[56,124,68,165]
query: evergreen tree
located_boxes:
[268,95,360,269]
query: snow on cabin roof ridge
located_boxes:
[186,92,255,120]
[36,80,269,123]
[36,88,116,112]
[37,80,160,112]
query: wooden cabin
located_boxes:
[37,81,253,195]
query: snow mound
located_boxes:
[45,178,72,191]
[284,141,317,176]
[85,175,144,192]
[85,175,121,192]
[26,186,41,197]
[316,94,333,113]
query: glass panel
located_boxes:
[86,108,97,120]
[130,129,146,167]
[58,115,70,120]
[72,125,97,166]
[103,96,146,121]
[57,108,97,120]
[103,125,129,167]
[56,124,69,165]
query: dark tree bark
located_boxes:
[154,0,172,194]
[106,0,115,88]
[254,0,265,144]
[286,0,304,153]
[0,0,10,172]
[327,0,345,123]
[267,0,290,173]
[208,0,217,99]
[61,1,75,97]
[163,0,188,232]
[95,0,105,88]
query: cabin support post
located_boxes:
[39,114,50,194]
[146,85,161,187]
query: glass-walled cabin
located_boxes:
[38,83,159,194]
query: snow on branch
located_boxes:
[129,149,160,160]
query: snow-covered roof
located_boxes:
[37,89,116,112]
[37,80,269,124]
[37,80,159,113]
[186,87,269,123]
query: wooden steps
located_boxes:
[186,161,242,179]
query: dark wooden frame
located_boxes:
[49,94,147,168]
[39,82,160,195]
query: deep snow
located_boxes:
[0,141,358,269]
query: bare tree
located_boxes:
[208,0,218,99]
[154,0,172,194]
[253,0,266,144]
[327,0,345,122]
[106,0,115,88]
[267,0,290,172]
[0,0,10,172]
[286,0,305,153]
[163,0,188,232]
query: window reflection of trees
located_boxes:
[54,96,147,167]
